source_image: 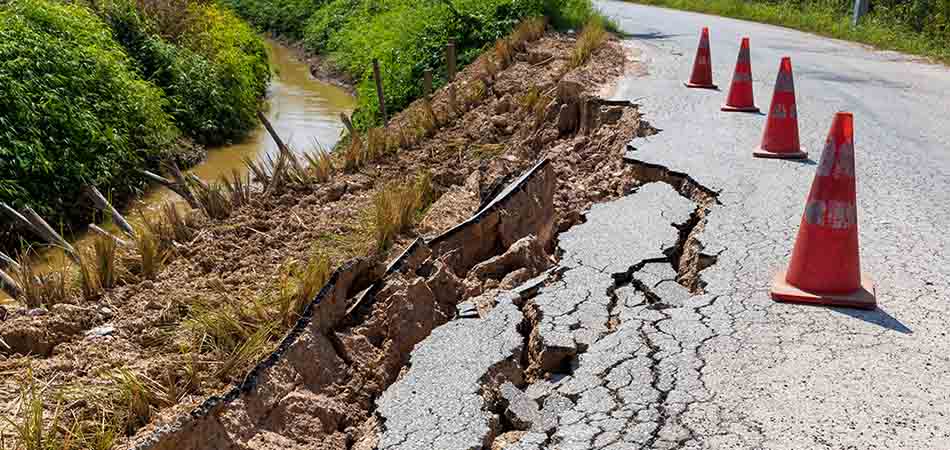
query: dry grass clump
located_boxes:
[189,178,231,220]
[12,251,68,308]
[301,144,335,183]
[274,251,331,326]
[495,38,514,69]
[343,134,365,173]
[373,171,435,251]
[570,18,609,68]
[222,169,253,208]
[512,17,546,49]
[92,237,120,290]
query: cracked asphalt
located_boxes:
[593,1,950,448]
[374,4,950,449]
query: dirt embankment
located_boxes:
[1,27,646,449]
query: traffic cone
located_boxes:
[753,57,806,159]
[721,37,758,112]
[770,112,876,309]
[685,27,717,89]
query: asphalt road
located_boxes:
[596,1,950,448]
[374,4,950,449]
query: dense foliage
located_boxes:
[0,0,269,239]
[222,0,608,127]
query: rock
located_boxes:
[26,308,47,317]
[492,431,528,450]
[469,235,551,281]
[98,306,114,319]
[528,51,552,64]
[495,95,512,115]
[600,106,624,124]
[556,80,584,104]
[499,268,532,290]
[85,325,115,338]
[491,115,509,128]
[325,182,347,201]
[556,103,579,135]
[500,382,542,430]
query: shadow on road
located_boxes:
[626,31,682,40]
[833,306,913,334]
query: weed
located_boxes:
[512,17,547,49]
[0,367,70,450]
[92,236,119,290]
[366,128,387,161]
[12,250,68,308]
[77,252,99,300]
[213,322,275,381]
[494,38,513,68]
[570,18,609,68]
[221,170,253,208]
[190,178,232,220]
[342,134,364,173]
[133,226,165,280]
[519,86,542,113]
[373,171,435,251]
[160,202,192,244]
[111,369,170,434]
[302,141,335,183]
[273,252,331,326]
[242,155,270,185]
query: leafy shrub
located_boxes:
[96,0,271,145]
[0,0,177,221]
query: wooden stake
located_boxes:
[258,111,291,156]
[0,251,19,272]
[423,69,433,97]
[340,113,356,136]
[0,268,21,299]
[85,186,135,239]
[89,223,129,247]
[372,59,388,126]
[447,42,457,81]
[20,206,80,264]
[142,166,199,210]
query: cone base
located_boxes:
[753,147,807,159]
[770,270,876,310]
[684,81,718,89]
[721,104,760,113]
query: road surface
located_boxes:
[375,3,950,449]
[599,1,950,448]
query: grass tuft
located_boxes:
[12,250,68,308]
[570,18,609,68]
[373,171,436,251]
[190,179,232,220]
[93,237,119,290]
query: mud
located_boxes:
[1,30,646,449]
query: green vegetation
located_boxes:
[628,0,950,64]
[0,0,270,243]
[222,0,611,128]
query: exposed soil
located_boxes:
[0,29,646,449]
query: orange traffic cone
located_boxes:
[753,57,806,159]
[771,112,876,309]
[685,27,717,89]
[721,37,758,112]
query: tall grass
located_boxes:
[373,171,435,251]
[628,0,950,64]
[12,251,68,308]
[570,18,609,68]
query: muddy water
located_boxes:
[0,40,354,303]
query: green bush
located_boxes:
[0,0,177,221]
[96,0,271,145]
